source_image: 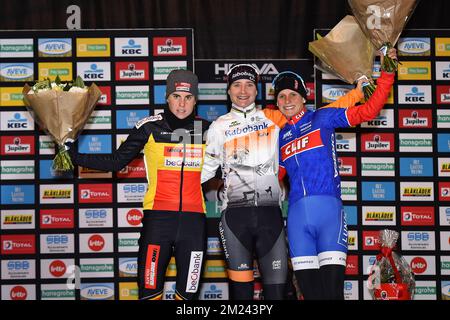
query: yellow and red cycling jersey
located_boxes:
[71,114,211,213]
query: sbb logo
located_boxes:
[408,232,429,242]
[88,235,105,252]
[7,261,30,270]
[124,184,146,193]
[85,209,107,219]
[49,260,67,277]
[126,209,143,226]
[10,286,27,300]
[47,235,68,245]
[411,257,427,275]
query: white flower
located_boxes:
[68,86,88,93]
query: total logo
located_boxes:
[10,286,27,300]
[88,235,105,252]
[49,260,67,277]
[410,257,428,275]
[126,209,143,226]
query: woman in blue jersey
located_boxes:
[275,49,397,300]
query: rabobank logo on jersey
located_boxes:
[398,38,431,56]
[0,63,33,81]
[225,122,269,138]
[116,110,149,129]
[78,135,112,154]
[114,38,148,56]
[77,62,111,81]
[398,85,432,104]
[38,38,72,57]
[322,84,353,103]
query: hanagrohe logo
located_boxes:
[79,184,113,203]
[115,61,149,81]
[361,133,394,152]
[0,38,33,58]
[153,37,187,56]
[399,134,433,153]
[399,109,432,129]
[400,182,434,201]
[1,136,34,155]
[401,207,435,226]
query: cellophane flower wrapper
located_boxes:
[348,0,420,71]
[22,78,101,171]
[308,15,377,100]
[368,229,416,300]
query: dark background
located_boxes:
[0,0,448,59]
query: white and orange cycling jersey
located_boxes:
[201,103,287,211]
[201,88,363,212]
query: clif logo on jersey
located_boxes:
[280,129,324,161]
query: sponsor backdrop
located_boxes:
[1,28,449,301]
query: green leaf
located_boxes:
[74,76,85,88]
[55,75,61,85]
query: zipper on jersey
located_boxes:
[179,140,186,212]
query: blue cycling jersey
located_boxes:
[279,107,350,205]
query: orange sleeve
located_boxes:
[263,108,287,128]
[322,88,364,109]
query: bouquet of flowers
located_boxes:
[368,229,415,300]
[348,0,420,72]
[23,76,101,171]
[309,15,377,100]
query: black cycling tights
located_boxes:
[295,265,346,300]
[229,281,286,300]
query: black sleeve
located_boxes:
[70,125,150,172]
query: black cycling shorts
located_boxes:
[219,206,288,285]
[137,211,206,300]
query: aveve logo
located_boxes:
[49,260,67,277]
[10,286,27,300]
[410,257,427,275]
[126,209,143,226]
[88,235,105,252]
